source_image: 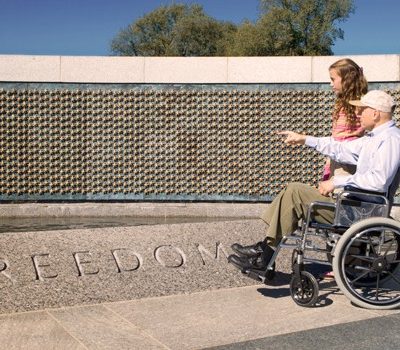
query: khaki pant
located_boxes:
[260,182,335,246]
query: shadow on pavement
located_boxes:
[257,272,340,308]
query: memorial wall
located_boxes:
[1,55,399,202]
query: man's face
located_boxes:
[357,106,376,131]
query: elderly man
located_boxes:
[229,90,400,273]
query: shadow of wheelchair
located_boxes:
[257,271,340,308]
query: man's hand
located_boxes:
[278,131,307,145]
[318,180,335,197]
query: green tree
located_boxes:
[227,21,267,56]
[256,0,355,55]
[111,0,354,57]
[230,0,354,56]
[110,4,236,56]
[171,8,236,56]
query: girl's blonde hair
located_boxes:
[329,58,368,125]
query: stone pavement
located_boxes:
[2,204,400,349]
[1,280,400,350]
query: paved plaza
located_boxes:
[1,205,400,349]
[1,281,400,349]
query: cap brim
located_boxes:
[348,100,367,107]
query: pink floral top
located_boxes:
[331,110,364,141]
[322,109,364,180]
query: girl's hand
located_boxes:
[278,131,307,145]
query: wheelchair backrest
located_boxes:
[334,165,400,228]
[388,166,400,205]
[333,190,390,227]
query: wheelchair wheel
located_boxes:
[290,271,319,307]
[333,217,400,310]
[344,231,400,287]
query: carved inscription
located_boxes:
[0,257,13,283]
[154,245,186,268]
[73,251,99,277]
[32,253,58,281]
[111,248,142,273]
[0,260,6,272]
[197,242,229,265]
[0,242,228,284]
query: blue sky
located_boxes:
[0,0,399,56]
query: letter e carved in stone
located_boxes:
[73,251,99,277]
[31,253,58,281]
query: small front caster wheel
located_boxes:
[290,270,319,307]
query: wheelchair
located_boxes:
[246,187,400,310]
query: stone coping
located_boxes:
[0,202,267,218]
[0,54,399,83]
[1,202,399,221]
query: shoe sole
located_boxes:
[228,256,269,274]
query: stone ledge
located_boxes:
[0,219,292,313]
[0,202,268,218]
[1,54,399,83]
[1,202,399,220]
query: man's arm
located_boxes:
[279,130,362,166]
[339,136,400,193]
[305,135,363,166]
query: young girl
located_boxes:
[323,58,368,182]
[323,59,368,279]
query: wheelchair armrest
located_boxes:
[343,185,385,196]
[308,201,336,211]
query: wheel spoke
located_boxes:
[348,254,375,263]
[375,274,381,300]
[349,270,371,285]
[383,237,395,257]
[352,265,372,272]
[368,236,378,256]
[387,270,400,287]
[338,224,400,307]
[290,271,318,306]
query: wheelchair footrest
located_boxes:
[245,269,267,283]
[243,265,276,283]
